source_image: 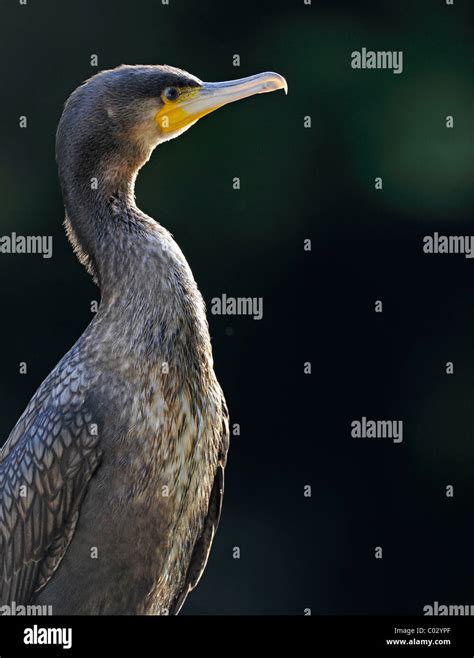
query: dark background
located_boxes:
[0,0,473,615]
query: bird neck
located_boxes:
[59,144,141,282]
[59,153,209,364]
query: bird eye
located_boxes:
[163,87,179,101]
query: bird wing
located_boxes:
[0,363,102,605]
[170,397,229,615]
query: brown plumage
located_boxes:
[0,64,286,614]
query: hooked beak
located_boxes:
[156,72,288,133]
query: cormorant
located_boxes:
[0,65,287,614]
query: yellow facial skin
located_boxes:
[155,72,288,134]
[156,87,208,133]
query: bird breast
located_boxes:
[114,370,221,609]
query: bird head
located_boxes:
[57,64,288,174]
